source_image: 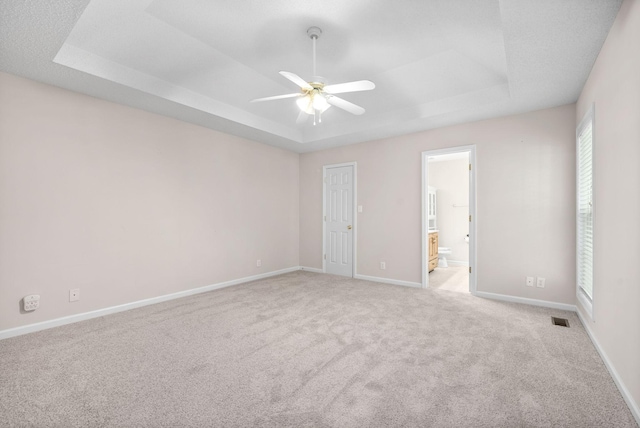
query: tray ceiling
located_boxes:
[0,0,622,153]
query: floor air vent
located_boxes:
[551,317,570,327]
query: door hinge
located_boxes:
[324,215,326,221]
[324,254,326,260]
[469,163,471,171]
[469,266,472,273]
[469,215,471,222]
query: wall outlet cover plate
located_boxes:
[23,294,40,311]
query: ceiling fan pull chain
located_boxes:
[251,26,373,122]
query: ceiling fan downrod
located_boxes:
[250,26,374,124]
[307,26,322,78]
[307,27,325,126]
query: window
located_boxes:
[577,106,594,317]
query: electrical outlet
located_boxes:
[536,277,546,288]
[526,277,534,287]
[23,295,40,311]
[380,262,386,270]
[256,259,261,267]
[358,205,363,213]
[69,288,80,302]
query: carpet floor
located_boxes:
[0,271,636,427]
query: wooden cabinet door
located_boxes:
[429,236,434,260]
[429,233,439,261]
[433,233,438,256]
[428,232,439,272]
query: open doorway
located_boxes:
[422,146,476,293]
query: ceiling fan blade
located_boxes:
[324,80,375,94]
[250,93,301,103]
[296,110,308,124]
[279,71,312,90]
[326,96,365,115]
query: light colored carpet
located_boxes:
[0,271,636,427]
[429,265,469,293]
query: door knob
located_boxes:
[347,225,352,230]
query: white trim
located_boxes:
[3,267,636,425]
[422,145,477,294]
[576,310,640,426]
[0,266,301,341]
[577,103,595,138]
[322,162,357,277]
[299,266,324,274]
[576,104,595,321]
[475,287,638,424]
[474,291,577,312]
[576,289,593,320]
[422,153,427,287]
[354,274,422,288]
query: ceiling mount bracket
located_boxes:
[250,25,374,123]
[307,26,322,40]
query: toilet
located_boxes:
[438,247,452,268]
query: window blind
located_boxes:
[577,120,593,299]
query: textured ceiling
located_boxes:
[0,0,622,153]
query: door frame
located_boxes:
[421,146,477,293]
[322,162,357,277]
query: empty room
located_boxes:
[1,1,639,427]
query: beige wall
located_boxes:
[0,72,300,331]
[1,7,636,415]
[576,0,640,416]
[1,3,636,414]
[300,104,576,304]
[429,157,470,264]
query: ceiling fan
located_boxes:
[251,27,375,125]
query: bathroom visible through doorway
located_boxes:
[422,146,476,293]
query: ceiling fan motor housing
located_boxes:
[250,25,373,119]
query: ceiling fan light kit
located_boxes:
[296,83,330,115]
[251,27,375,126]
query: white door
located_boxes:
[325,165,354,277]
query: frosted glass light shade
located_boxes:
[296,92,331,115]
[313,94,329,111]
[296,95,313,114]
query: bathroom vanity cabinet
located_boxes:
[428,231,439,272]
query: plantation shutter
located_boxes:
[577,119,593,299]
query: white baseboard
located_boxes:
[473,291,577,312]
[299,266,324,274]
[446,260,469,267]
[354,274,422,288]
[2,267,636,425]
[576,310,640,426]
[0,266,301,341]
